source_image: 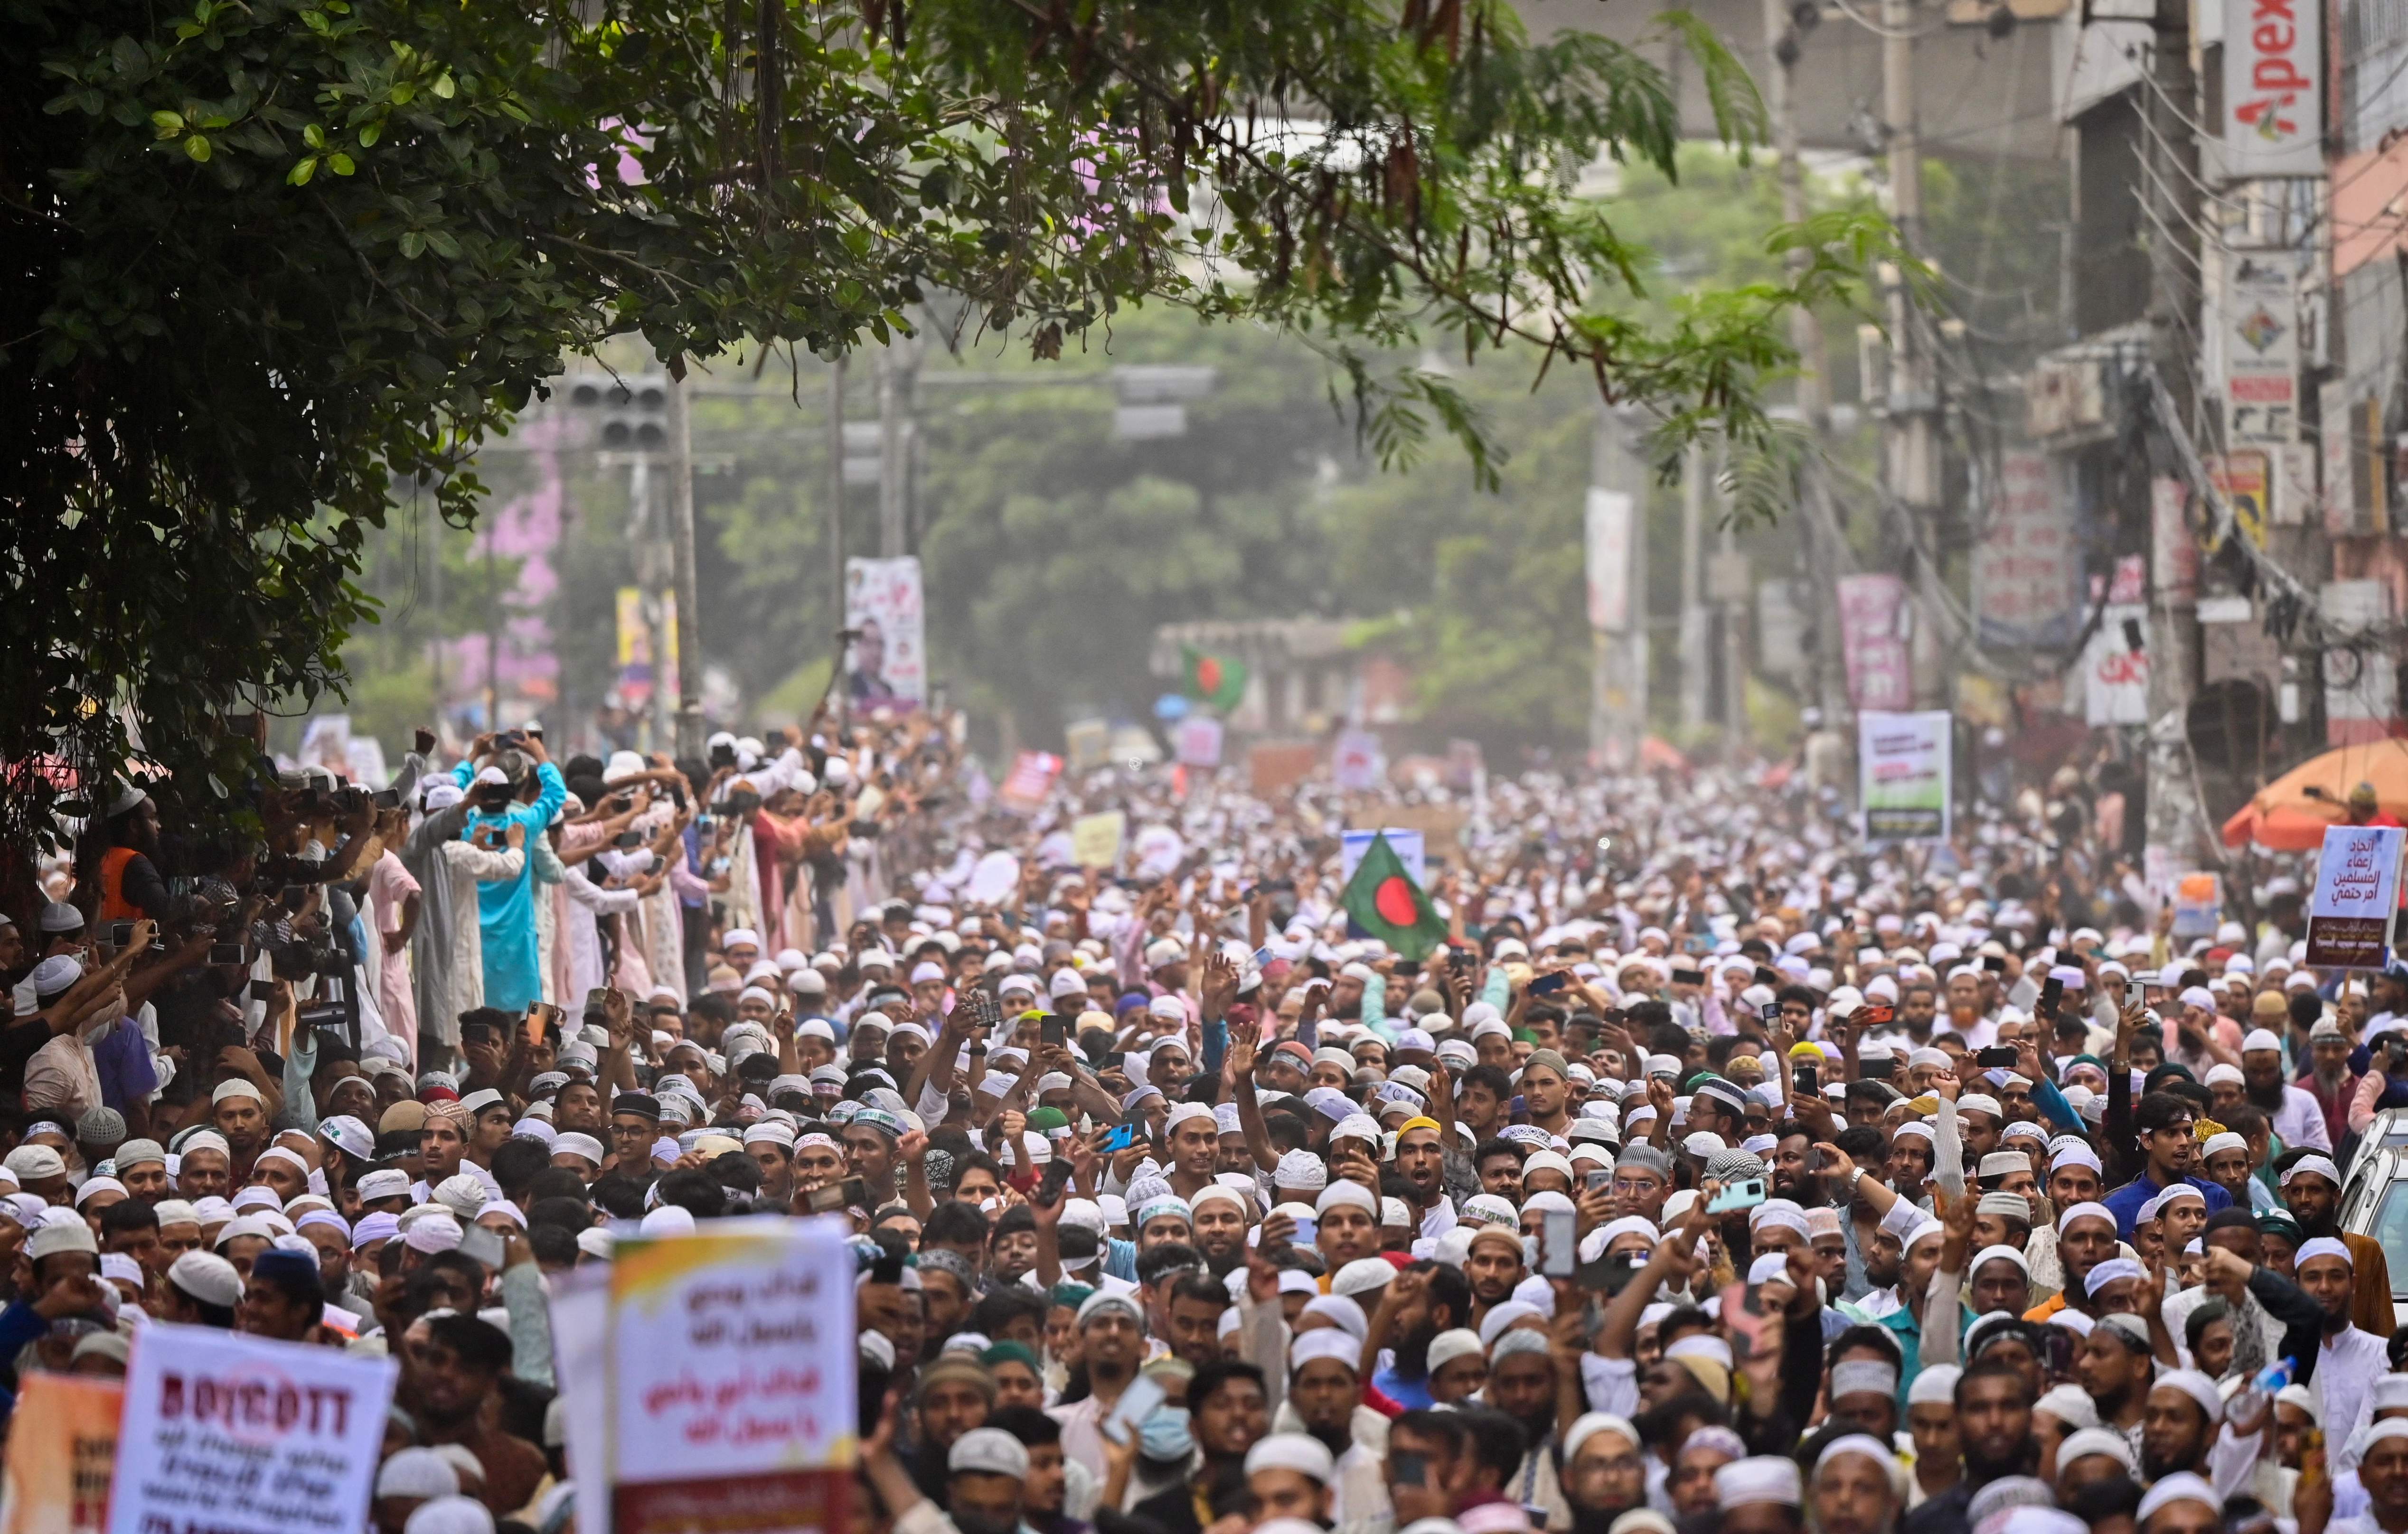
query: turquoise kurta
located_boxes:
[451,759,566,1012]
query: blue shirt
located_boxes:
[2101,1169,2230,1238]
[1373,1363,1433,1410]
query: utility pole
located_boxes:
[1881,0,1945,709]
[826,357,848,722]
[1680,440,1711,728]
[876,340,917,556]
[1764,0,1854,734]
[664,367,705,758]
[1719,514,1751,745]
[629,453,672,752]
[1589,403,1647,767]
[2143,0,2207,879]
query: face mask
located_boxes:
[1138,1405,1194,1462]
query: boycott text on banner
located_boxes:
[107,1323,395,1534]
[2,1374,122,1534]
[1857,711,1953,844]
[842,556,925,708]
[2306,824,2406,968]
[608,1216,857,1534]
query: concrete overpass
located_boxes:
[1515,0,2066,162]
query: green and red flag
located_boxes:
[1341,832,1449,960]
[1182,646,1249,712]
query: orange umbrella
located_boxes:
[2220,739,2408,850]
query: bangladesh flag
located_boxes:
[1342,832,1449,960]
[1183,646,1249,712]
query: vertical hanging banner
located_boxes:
[2223,259,2300,445]
[1836,574,1913,711]
[1972,451,2077,649]
[2218,0,2322,180]
[2305,825,2405,968]
[841,557,926,708]
[1585,488,1634,632]
[609,1217,857,1534]
[1857,711,1954,843]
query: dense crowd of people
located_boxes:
[5,708,2406,1534]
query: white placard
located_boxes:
[609,1216,857,1487]
[1856,711,1953,844]
[109,1324,395,1534]
[2306,825,2405,969]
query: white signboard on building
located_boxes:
[2218,0,2323,179]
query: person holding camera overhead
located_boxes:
[445,730,564,1015]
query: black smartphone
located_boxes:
[1036,1160,1072,1207]
[1861,1056,1897,1081]
[208,942,245,967]
[1982,954,2006,973]
[372,787,401,810]
[1795,1062,1819,1094]
[1393,960,1420,980]
[1041,1014,1066,1048]
[613,831,643,848]
[2038,976,2065,1018]
[1975,1045,2021,1067]
[110,921,133,947]
[1529,973,1571,997]
[1755,966,1780,988]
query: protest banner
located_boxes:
[1070,811,1127,870]
[2170,872,2224,941]
[1332,730,1384,791]
[1341,829,1428,889]
[1857,711,1953,844]
[107,1324,395,1534]
[2305,824,2405,968]
[2,1374,121,1534]
[608,1216,857,1534]
[997,751,1061,814]
[842,557,925,707]
[1174,715,1224,768]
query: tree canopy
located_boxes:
[1,0,1889,840]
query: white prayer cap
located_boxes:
[1713,1457,1802,1510]
[2056,1428,2136,1475]
[1905,1364,1959,1407]
[948,1427,1029,1480]
[1245,1434,1336,1484]
[377,1448,462,1499]
[2135,1474,2217,1525]
[404,1497,495,1534]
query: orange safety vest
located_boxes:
[97,846,144,922]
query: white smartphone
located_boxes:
[1101,1372,1166,1445]
[1542,1207,1578,1279]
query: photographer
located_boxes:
[445,730,565,1015]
